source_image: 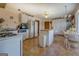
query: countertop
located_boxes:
[0,32,26,41]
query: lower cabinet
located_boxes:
[0,35,22,56]
[39,29,54,48]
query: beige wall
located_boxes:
[0,8,19,29]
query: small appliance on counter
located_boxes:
[18,23,29,33]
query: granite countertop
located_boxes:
[0,31,27,41]
[0,33,18,41]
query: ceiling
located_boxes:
[5,3,78,18]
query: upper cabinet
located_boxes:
[44,20,52,30]
[0,3,6,8]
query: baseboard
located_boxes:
[54,34,64,37]
[23,36,39,41]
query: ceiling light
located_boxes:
[44,11,48,18]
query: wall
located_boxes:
[0,8,19,29]
[75,10,79,32]
[0,7,39,38]
[53,19,67,34]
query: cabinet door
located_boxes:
[35,21,39,36]
[44,21,52,30]
[0,39,5,53]
[2,37,21,56]
[29,21,34,38]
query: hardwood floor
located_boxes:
[23,35,79,56]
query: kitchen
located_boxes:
[0,3,79,56]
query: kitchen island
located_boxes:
[39,29,54,47]
[0,32,27,56]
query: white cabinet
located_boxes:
[26,29,29,39]
[39,31,48,47]
[47,29,54,46]
[0,34,23,56]
[29,21,34,38]
[35,21,39,37]
[39,29,54,47]
[21,29,29,40]
[0,38,5,53]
